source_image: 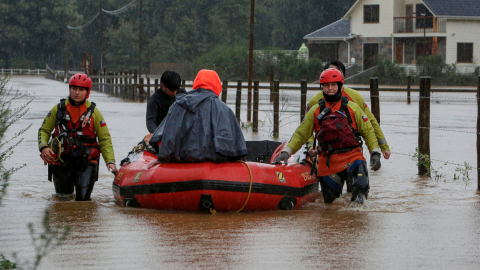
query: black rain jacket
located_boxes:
[146,87,186,133]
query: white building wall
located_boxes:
[445,20,480,69]
[349,0,394,37]
[393,0,405,17]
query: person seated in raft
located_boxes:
[147,69,248,167]
[274,68,381,204]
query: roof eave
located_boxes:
[343,0,362,19]
[437,15,480,20]
[305,37,355,41]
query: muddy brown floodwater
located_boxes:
[1,76,480,269]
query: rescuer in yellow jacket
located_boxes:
[274,69,381,204]
[307,61,391,161]
[38,73,117,201]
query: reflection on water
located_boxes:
[0,77,479,269]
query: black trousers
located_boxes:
[52,163,98,201]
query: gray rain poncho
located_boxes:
[150,73,247,163]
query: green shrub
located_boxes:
[372,58,407,84]
[182,45,324,82]
[417,55,446,78]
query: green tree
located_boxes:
[0,0,81,68]
[263,0,355,49]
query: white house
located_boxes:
[304,0,480,72]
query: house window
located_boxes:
[416,4,433,28]
[364,5,379,23]
[457,43,473,63]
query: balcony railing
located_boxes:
[394,16,446,34]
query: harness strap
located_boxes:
[324,144,362,168]
[82,102,96,128]
[318,98,326,113]
[339,96,353,125]
[56,99,68,131]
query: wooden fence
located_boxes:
[1,68,46,76]
[44,69,480,190]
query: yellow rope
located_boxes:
[49,137,64,162]
[236,160,253,212]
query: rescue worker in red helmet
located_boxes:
[38,73,117,201]
[274,68,381,204]
[306,60,391,161]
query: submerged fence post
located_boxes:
[132,70,138,101]
[269,73,274,102]
[407,75,412,104]
[418,77,431,176]
[139,77,145,103]
[115,72,118,95]
[370,77,380,124]
[300,80,307,122]
[477,75,480,190]
[253,80,259,132]
[221,80,228,103]
[273,80,280,137]
[147,77,151,101]
[235,80,242,123]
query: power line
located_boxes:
[0,0,138,32]
[103,0,138,15]
[67,12,100,30]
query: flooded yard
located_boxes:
[1,76,479,269]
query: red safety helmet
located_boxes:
[69,73,92,99]
[319,68,344,84]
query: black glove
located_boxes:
[274,151,290,165]
[370,152,381,171]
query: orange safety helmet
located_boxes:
[319,68,344,85]
[69,73,92,99]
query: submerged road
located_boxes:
[1,76,479,269]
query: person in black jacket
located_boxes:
[146,70,186,133]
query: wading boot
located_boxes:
[351,188,369,204]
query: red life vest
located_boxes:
[51,99,100,163]
[314,97,362,168]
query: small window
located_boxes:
[364,5,379,23]
[457,43,473,63]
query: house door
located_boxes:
[406,5,413,33]
[395,43,404,64]
[363,43,379,70]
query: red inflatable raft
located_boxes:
[112,140,318,212]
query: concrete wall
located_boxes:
[393,0,405,17]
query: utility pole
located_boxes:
[99,4,104,72]
[138,0,143,75]
[64,27,69,80]
[247,0,255,122]
[421,13,426,57]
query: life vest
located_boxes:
[50,99,100,163]
[314,96,363,168]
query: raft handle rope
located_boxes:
[236,160,253,212]
[209,160,253,214]
[49,137,64,163]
